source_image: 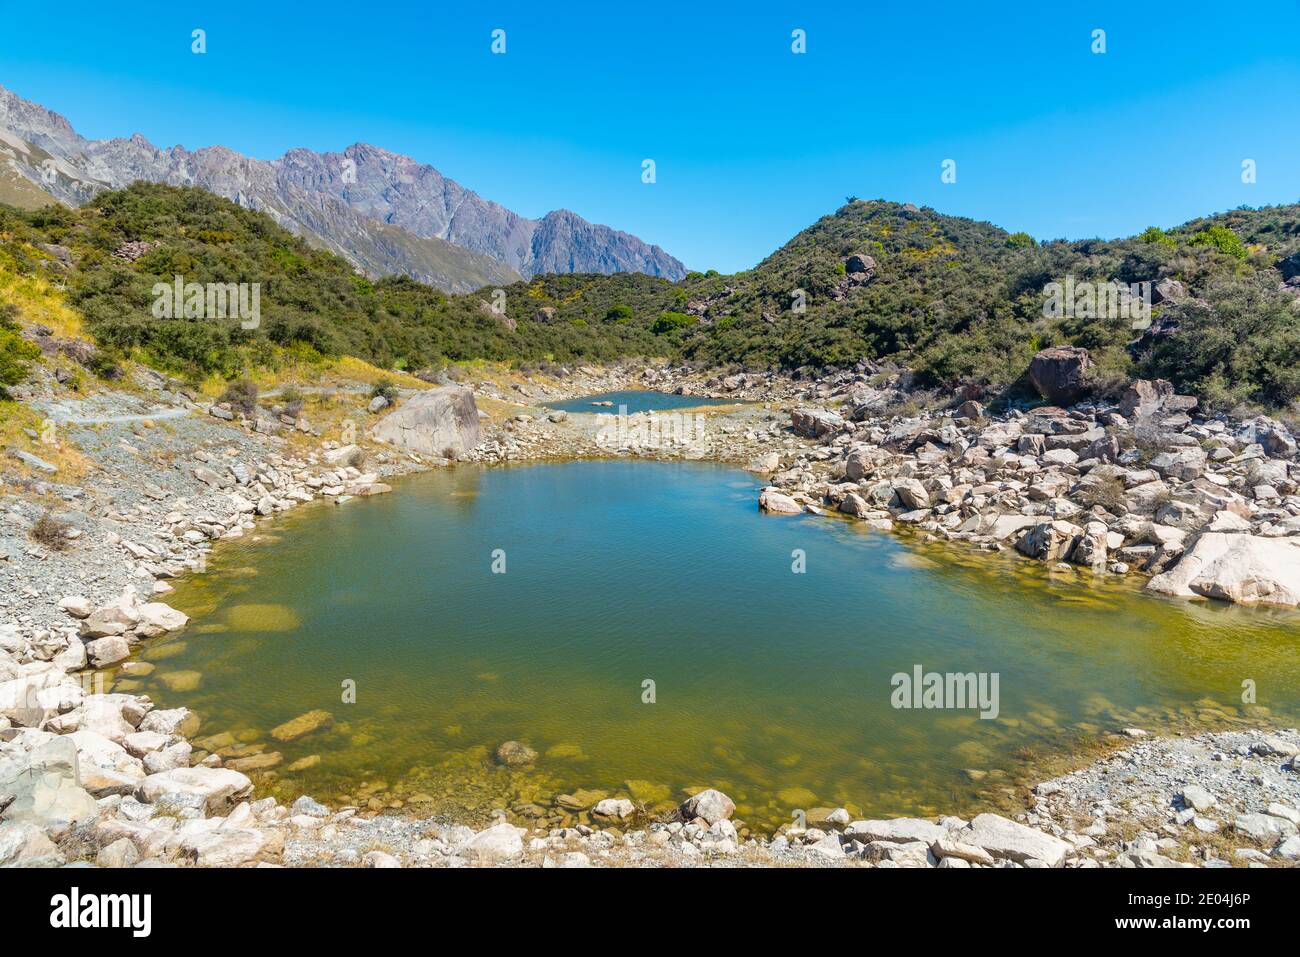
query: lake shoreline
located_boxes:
[4,362,1300,867]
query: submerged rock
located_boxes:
[270,709,335,743]
[593,798,636,820]
[494,740,538,766]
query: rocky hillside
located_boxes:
[0,83,685,290]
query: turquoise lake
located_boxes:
[542,390,745,415]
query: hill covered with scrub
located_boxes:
[3,183,1299,411]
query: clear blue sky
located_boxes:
[2,1,1297,272]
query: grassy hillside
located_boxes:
[0,164,58,210]
[3,184,1299,410]
[0,183,676,381]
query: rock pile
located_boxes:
[762,377,1300,606]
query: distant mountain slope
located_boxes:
[0,123,66,209]
[0,83,685,289]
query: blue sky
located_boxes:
[2,1,1298,272]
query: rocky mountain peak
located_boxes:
[0,82,685,289]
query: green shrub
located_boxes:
[651,311,695,335]
[1188,225,1247,260]
[7,184,1300,410]
[1138,226,1176,248]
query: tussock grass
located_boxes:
[0,400,91,482]
[0,260,85,340]
[29,508,72,550]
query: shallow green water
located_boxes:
[133,461,1300,831]
[542,390,744,415]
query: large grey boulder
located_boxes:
[759,488,801,514]
[68,729,146,796]
[79,588,142,639]
[0,821,62,866]
[679,788,736,825]
[372,386,482,457]
[1016,520,1082,562]
[0,669,74,727]
[139,766,253,813]
[0,735,98,828]
[791,408,844,439]
[1147,533,1300,606]
[847,817,947,845]
[958,813,1071,867]
[458,822,525,862]
[180,827,280,866]
[1028,346,1092,405]
[133,602,189,639]
[1118,378,1197,420]
[892,479,930,510]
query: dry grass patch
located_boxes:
[0,262,85,340]
[29,508,72,550]
[0,400,92,483]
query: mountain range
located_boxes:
[0,83,685,292]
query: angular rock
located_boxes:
[458,822,524,862]
[847,817,947,845]
[132,602,189,639]
[593,797,636,820]
[1028,346,1092,405]
[959,813,1071,867]
[0,735,98,827]
[893,479,930,510]
[759,488,801,514]
[1147,533,1300,606]
[139,707,198,737]
[322,444,363,467]
[791,408,844,439]
[181,826,280,866]
[139,766,253,813]
[85,636,131,667]
[679,788,736,825]
[1015,521,1081,562]
[372,386,483,457]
